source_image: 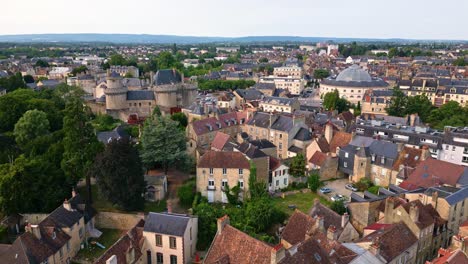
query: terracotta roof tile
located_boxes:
[205,225,273,264]
[309,151,328,166]
[392,147,423,170]
[400,158,467,189]
[358,223,417,262]
[198,151,250,169]
[429,249,468,264]
[329,132,352,153]
[281,210,316,246]
[211,132,231,151]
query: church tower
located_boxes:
[105,70,128,110]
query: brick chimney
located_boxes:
[270,244,285,264]
[217,215,230,234]
[384,197,395,224]
[369,237,381,256]
[324,122,333,144]
[63,199,72,211]
[327,225,338,241]
[409,203,419,222]
[432,191,439,209]
[421,146,430,161]
[341,212,349,228]
[26,223,41,240]
[315,215,325,232]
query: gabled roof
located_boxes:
[237,142,267,159]
[309,200,344,236]
[309,151,328,167]
[154,69,182,85]
[392,147,423,170]
[204,225,273,264]
[281,210,315,246]
[234,89,264,101]
[400,158,467,189]
[429,249,468,264]
[357,223,417,262]
[95,219,145,264]
[211,132,231,151]
[144,212,193,237]
[198,151,250,169]
[329,132,352,153]
[399,200,439,229]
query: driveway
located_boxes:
[320,179,363,201]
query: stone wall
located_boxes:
[95,212,144,230]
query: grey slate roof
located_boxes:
[127,90,155,101]
[248,139,276,149]
[294,127,312,141]
[235,89,264,101]
[97,125,130,144]
[262,96,296,106]
[237,142,268,159]
[144,212,191,237]
[154,69,182,86]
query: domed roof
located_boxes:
[336,65,372,82]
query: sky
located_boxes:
[1,0,468,40]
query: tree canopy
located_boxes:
[14,109,50,148]
[90,139,145,211]
[322,90,350,113]
[313,69,330,80]
[140,115,187,173]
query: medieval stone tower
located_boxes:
[152,69,197,112]
[105,70,128,110]
[352,146,371,182]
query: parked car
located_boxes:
[345,184,358,192]
[319,187,331,194]
[331,194,345,202]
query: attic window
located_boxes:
[314,253,322,261]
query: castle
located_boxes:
[90,69,197,121]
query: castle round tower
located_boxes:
[104,70,128,110]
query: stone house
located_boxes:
[144,174,167,201]
[269,157,290,192]
[143,213,197,264]
[308,151,339,180]
[309,199,360,243]
[0,191,93,264]
[196,151,251,203]
[259,96,300,113]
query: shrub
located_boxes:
[330,200,346,215]
[177,181,196,207]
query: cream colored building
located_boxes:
[143,212,198,264]
[196,151,250,203]
[260,96,300,113]
[320,65,390,104]
[273,65,303,77]
[259,76,304,95]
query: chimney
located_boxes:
[351,129,356,140]
[409,203,419,222]
[31,224,41,240]
[397,143,404,152]
[63,199,72,211]
[341,213,349,228]
[369,237,381,256]
[315,215,325,232]
[167,200,172,213]
[409,113,418,126]
[327,225,338,241]
[217,215,230,234]
[72,188,76,198]
[270,244,285,264]
[432,191,438,207]
[421,146,430,161]
[324,122,333,144]
[384,197,395,224]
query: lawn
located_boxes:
[74,228,123,262]
[77,185,167,213]
[272,191,331,216]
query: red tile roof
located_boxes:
[204,225,273,264]
[269,156,282,171]
[211,132,231,151]
[329,132,352,153]
[309,151,328,166]
[400,158,466,189]
[364,223,393,231]
[281,210,316,246]
[198,151,250,169]
[392,147,423,170]
[428,249,468,264]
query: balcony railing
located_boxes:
[207,186,216,191]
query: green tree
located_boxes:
[323,90,340,110]
[428,101,468,129]
[193,202,222,250]
[61,96,102,202]
[330,200,346,215]
[405,94,434,122]
[13,110,50,148]
[385,87,408,117]
[71,66,88,76]
[0,89,36,132]
[453,57,467,67]
[354,101,361,116]
[170,112,188,129]
[0,72,27,92]
[313,69,330,80]
[140,115,187,174]
[23,74,35,83]
[248,162,267,200]
[177,180,196,207]
[258,57,268,63]
[124,72,134,78]
[308,172,321,192]
[90,139,145,211]
[109,54,126,66]
[244,198,276,233]
[158,51,176,69]
[289,153,306,179]
[35,59,49,68]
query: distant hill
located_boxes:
[0,34,465,44]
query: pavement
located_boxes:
[320,179,363,202]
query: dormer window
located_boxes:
[52,231,56,239]
[381,157,385,164]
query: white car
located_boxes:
[331,194,345,202]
